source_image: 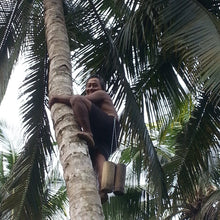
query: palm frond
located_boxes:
[0,2,55,218]
[134,56,189,128]
[160,0,220,104]
[103,188,148,220]
[0,139,64,220]
[42,156,68,219]
[0,122,19,203]
[1,142,43,220]
[42,186,68,220]
[0,0,33,103]
[201,189,220,219]
[164,93,220,201]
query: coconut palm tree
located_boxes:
[44,0,104,219]
[0,0,104,219]
[0,0,220,219]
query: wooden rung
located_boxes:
[114,163,126,195]
[101,161,116,193]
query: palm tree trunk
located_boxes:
[43,0,104,219]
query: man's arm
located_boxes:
[85,90,109,104]
[49,95,72,108]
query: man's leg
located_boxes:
[70,95,95,147]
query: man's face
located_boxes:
[86,78,102,95]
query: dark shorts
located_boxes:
[89,104,120,160]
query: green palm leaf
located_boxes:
[164,93,220,201]
[0,2,55,218]
[103,188,148,220]
[160,0,220,104]
[0,0,32,103]
[0,120,67,220]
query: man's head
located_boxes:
[86,75,106,95]
[87,75,105,90]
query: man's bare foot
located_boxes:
[77,131,95,148]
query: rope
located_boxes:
[110,118,117,155]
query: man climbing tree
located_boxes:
[49,75,120,203]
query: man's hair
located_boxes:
[87,74,106,91]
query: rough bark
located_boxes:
[43,0,104,219]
